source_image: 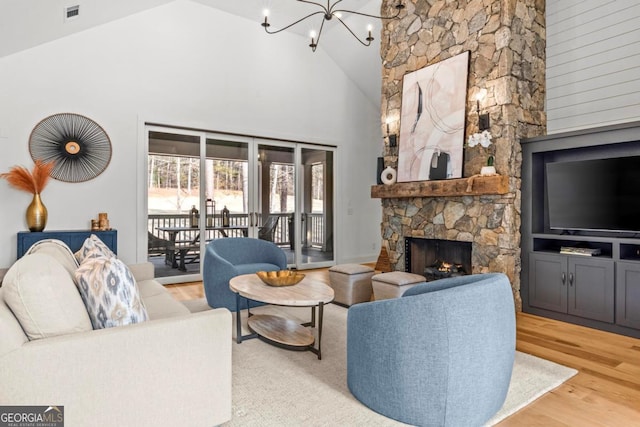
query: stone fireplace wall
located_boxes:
[378,0,548,310]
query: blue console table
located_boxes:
[17,230,118,259]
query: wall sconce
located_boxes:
[476,89,490,131]
[385,118,397,147]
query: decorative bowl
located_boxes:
[256,270,305,287]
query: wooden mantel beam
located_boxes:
[371,174,509,199]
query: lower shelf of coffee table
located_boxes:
[247,314,315,347]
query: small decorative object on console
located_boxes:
[90,212,111,230]
[256,270,305,287]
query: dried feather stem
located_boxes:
[0,160,54,194]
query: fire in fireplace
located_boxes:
[424,259,467,281]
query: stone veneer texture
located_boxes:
[379,0,548,310]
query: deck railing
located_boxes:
[148,212,325,250]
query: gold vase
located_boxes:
[26,193,48,232]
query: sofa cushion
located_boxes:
[3,253,92,340]
[24,239,79,276]
[144,292,191,320]
[127,262,155,282]
[0,288,29,357]
[136,279,191,319]
[136,279,169,299]
[74,256,148,329]
[75,234,116,263]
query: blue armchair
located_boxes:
[202,238,287,311]
[347,273,515,427]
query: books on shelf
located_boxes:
[560,246,601,256]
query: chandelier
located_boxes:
[261,1,405,52]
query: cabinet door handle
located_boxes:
[569,273,574,287]
[561,272,566,285]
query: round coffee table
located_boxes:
[229,273,334,359]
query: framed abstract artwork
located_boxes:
[397,51,469,182]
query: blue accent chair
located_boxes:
[347,273,516,427]
[203,238,287,312]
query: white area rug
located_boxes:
[220,303,577,426]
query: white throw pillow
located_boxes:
[74,256,149,329]
[25,239,79,276]
[3,253,92,340]
[75,234,116,264]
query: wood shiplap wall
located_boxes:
[546,0,640,133]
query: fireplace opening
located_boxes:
[405,238,472,281]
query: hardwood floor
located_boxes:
[166,269,640,426]
[503,314,640,426]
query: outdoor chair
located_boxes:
[258,215,279,242]
[147,232,174,266]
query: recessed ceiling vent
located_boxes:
[64,5,80,21]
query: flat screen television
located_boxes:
[545,156,640,234]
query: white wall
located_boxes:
[546,0,640,133]
[0,0,382,269]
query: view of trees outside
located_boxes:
[270,163,294,213]
[148,155,245,214]
[310,163,324,213]
[148,155,323,214]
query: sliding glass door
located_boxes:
[296,146,335,268]
[147,129,204,282]
[146,126,335,282]
[204,137,251,241]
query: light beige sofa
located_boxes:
[0,243,232,427]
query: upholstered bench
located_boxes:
[328,264,375,306]
[371,271,426,300]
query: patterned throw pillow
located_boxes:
[73,256,148,329]
[75,234,116,264]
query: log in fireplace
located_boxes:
[405,238,472,281]
[423,259,467,281]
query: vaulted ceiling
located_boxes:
[0,0,385,105]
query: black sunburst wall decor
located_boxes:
[29,113,112,182]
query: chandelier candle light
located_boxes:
[261,1,405,52]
